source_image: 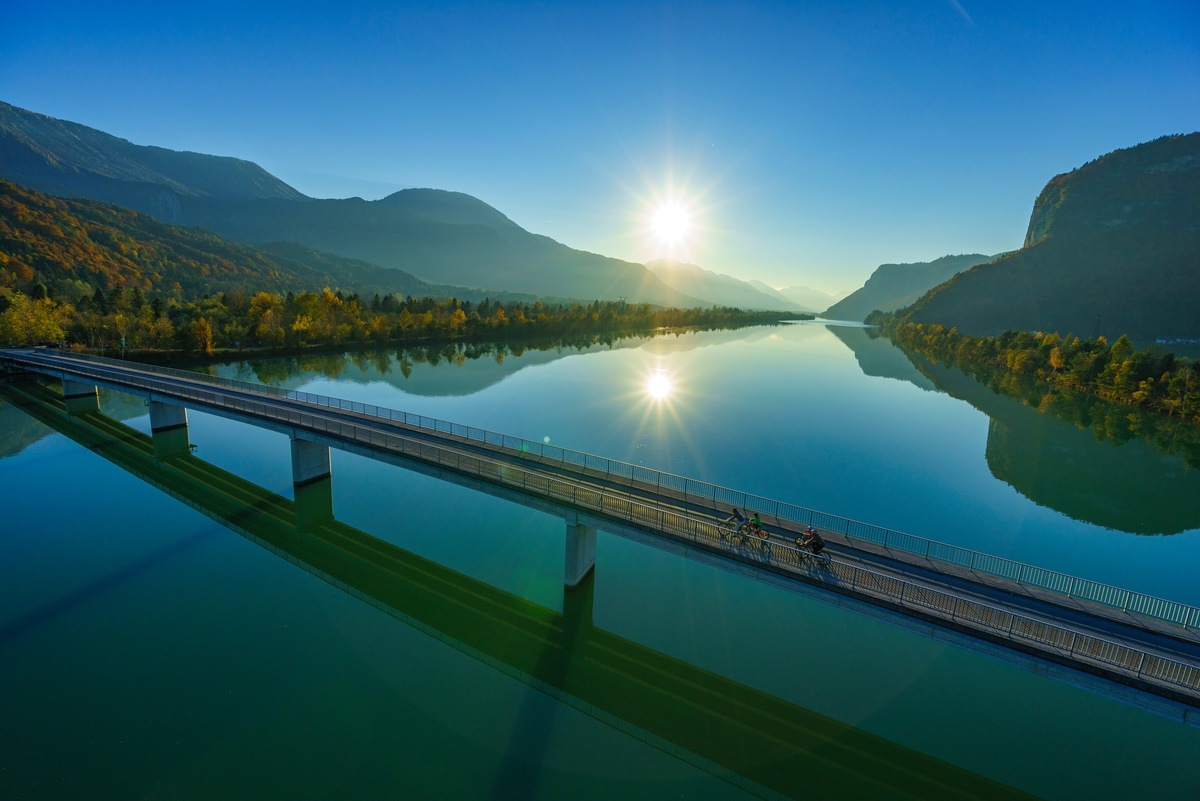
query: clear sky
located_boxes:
[2,1,1197,294]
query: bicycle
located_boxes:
[795,531,831,566]
[718,515,771,545]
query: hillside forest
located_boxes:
[870,312,1200,426]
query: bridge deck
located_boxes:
[3,348,1198,708]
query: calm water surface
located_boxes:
[2,321,1198,800]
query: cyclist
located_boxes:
[797,526,826,555]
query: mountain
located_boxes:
[0,101,305,218]
[905,133,1200,345]
[645,259,803,311]
[0,101,702,306]
[0,179,475,301]
[174,194,702,305]
[769,283,841,313]
[822,253,995,321]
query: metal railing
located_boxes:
[6,347,1200,632]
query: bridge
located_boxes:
[1,381,1046,800]
[2,347,1199,712]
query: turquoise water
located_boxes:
[2,322,1198,800]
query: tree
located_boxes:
[186,317,214,355]
[0,293,74,344]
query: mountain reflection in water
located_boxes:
[829,325,1200,535]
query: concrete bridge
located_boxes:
[2,347,1198,711]
[0,382,1048,800]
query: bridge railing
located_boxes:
[7,347,1200,632]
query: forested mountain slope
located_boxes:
[905,134,1200,344]
[0,179,446,301]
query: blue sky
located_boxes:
[3,1,1197,293]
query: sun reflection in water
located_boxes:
[645,370,674,401]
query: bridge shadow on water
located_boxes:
[2,380,1038,801]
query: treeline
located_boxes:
[0,286,792,356]
[869,312,1200,425]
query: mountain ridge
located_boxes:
[0,101,706,307]
[645,259,804,311]
[823,253,996,321]
[905,133,1200,344]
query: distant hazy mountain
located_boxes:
[906,133,1200,344]
[0,101,702,306]
[645,259,803,311]
[822,253,995,321]
[769,283,841,313]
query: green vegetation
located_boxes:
[0,284,787,357]
[871,312,1200,429]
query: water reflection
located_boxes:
[0,387,147,459]
[3,380,1038,801]
[829,325,1200,535]
[644,369,674,402]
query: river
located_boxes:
[1,321,1197,800]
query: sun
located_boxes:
[649,200,692,246]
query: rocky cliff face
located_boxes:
[906,133,1200,345]
[1025,134,1200,247]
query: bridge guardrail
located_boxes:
[6,347,1200,632]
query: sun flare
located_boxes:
[649,200,692,246]
[645,370,674,401]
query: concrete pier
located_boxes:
[62,379,99,414]
[291,438,331,485]
[149,401,188,433]
[292,437,333,526]
[149,401,191,458]
[564,514,597,589]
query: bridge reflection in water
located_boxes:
[4,381,1037,801]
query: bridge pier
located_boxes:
[62,379,99,414]
[292,437,333,527]
[149,401,191,458]
[564,514,596,589]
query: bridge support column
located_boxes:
[292,437,333,527]
[62,379,99,414]
[564,514,596,589]
[149,401,190,458]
